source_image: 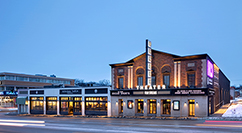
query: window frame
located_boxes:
[187,72,196,88]
[118,77,124,89]
[151,75,156,86]
[163,74,170,88]
[137,76,143,86]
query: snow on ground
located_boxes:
[222,98,242,117]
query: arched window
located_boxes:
[162,66,171,88]
[151,67,157,86]
[136,68,144,86]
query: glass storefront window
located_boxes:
[47,101,57,111]
[46,97,57,114]
[47,97,57,100]
[31,97,43,100]
[30,97,44,114]
[137,99,144,113]
[60,97,68,101]
[85,97,108,115]
[119,99,123,114]
[74,101,82,114]
[60,97,82,115]
[162,99,171,115]
[189,99,195,116]
[149,99,156,114]
[61,101,69,112]
[31,101,43,110]
[74,97,82,101]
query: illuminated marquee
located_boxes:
[207,60,214,78]
[174,90,205,95]
[111,91,130,96]
[136,85,161,90]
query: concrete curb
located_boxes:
[5,112,242,121]
[6,113,242,121]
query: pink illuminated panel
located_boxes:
[207,60,214,78]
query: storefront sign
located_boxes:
[146,39,152,86]
[133,91,144,95]
[111,91,130,96]
[136,85,161,90]
[85,88,107,94]
[30,90,44,95]
[207,60,214,78]
[213,64,219,88]
[207,60,214,88]
[144,91,157,95]
[158,91,170,94]
[0,91,18,96]
[60,89,82,94]
[174,90,205,95]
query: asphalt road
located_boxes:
[0,112,242,133]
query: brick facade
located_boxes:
[110,46,230,115]
[111,50,208,90]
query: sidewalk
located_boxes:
[6,103,242,121]
[209,103,230,117]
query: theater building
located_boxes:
[110,40,230,117]
[27,86,111,116]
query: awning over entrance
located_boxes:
[16,97,27,104]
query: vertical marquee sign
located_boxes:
[146,39,152,86]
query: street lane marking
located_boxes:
[196,124,242,128]
[205,120,242,123]
[0,119,45,127]
[0,122,45,127]
[0,119,45,123]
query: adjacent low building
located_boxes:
[110,40,230,117]
[0,72,74,108]
[26,86,111,116]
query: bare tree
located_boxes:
[98,79,111,86]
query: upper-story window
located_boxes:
[152,76,156,86]
[151,67,157,86]
[63,80,71,85]
[0,87,4,91]
[187,73,195,88]
[163,74,170,88]
[0,76,5,80]
[137,76,143,86]
[162,65,171,88]
[117,68,124,76]
[5,76,15,80]
[16,76,28,81]
[136,68,144,86]
[118,78,123,89]
[29,78,40,82]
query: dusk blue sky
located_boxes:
[0,1,241,86]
